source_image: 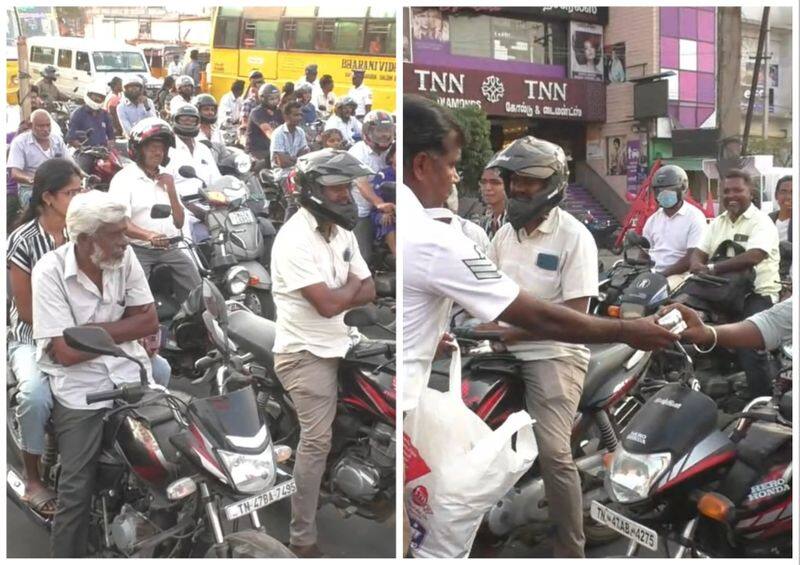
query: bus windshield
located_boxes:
[92,51,148,72]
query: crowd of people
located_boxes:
[6,55,395,557]
[401,94,792,558]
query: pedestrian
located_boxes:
[769,175,792,242]
[167,52,182,77]
[155,75,177,118]
[183,49,201,89]
[218,79,245,126]
[347,69,373,119]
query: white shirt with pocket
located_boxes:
[166,136,221,198]
[402,184,519,411]
[32,244,154,410]
[271,208,372,359]
[642,202,707,273]
[347,84,373,117]
[488,207,598,369]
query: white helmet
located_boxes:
[177,75,195,88]
[84,81,107,111]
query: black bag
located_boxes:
[682,240,755,317]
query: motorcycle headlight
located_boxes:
[620,302,645,319]
[226,266,250,295]
[608,447,671,503]
[218,446,276,494]
[235,153,251,174]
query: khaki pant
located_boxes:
[521,358,586,558]
[274,350,339,547]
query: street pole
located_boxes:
[742,7,770,155]
[714,7,742,195]
[17,36,31,122]
[762,22,770,139]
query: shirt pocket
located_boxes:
[514,251,563,302]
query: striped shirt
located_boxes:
[7,219,68,344]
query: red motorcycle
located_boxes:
[73,131,129,191]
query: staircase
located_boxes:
[560,183,619,229]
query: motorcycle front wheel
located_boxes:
[243,289,276,321]
[203,531,296,558]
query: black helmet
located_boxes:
[486,136,568,229]
[651,164,689,194]
[42,65,58,80]
[128,117,176,166]
[258,83,280,107]
[171,103,200,138]
[295,149,374,230]
[194,93,218,124]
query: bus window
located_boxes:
[76,51,90,72]
[57,49,73,69]
[214,13,241,48]
[243,20,279,50]
[281,19,315,51]
[31,45,55,65]
[317,20,364,54]
[366,19,395,55]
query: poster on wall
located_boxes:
[604,42,626,83]
[411,7,449,42]
[403,8,412,62]
[569,21,604,81]
[625,140,642,198]
[769,64,779,87]
[606,136,627,175]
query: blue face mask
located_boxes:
[657,190,679,209]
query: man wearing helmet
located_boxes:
[36,65,63,106]
[475,136,600,557]
[641,164,708,288]
[346,69,373,119]
[270,101,310,169]
[194,93,223,145]
[167,104,220,197]
[108,118,201,301]
[271,149,375,557]
[66,82,116,175]
[116,76,157,136]
[239,70,266,131]
[293,82,317,125]
[246,83,284,163]
[324,97,362,146]
[348,110,395,263]
[169,75,196,116]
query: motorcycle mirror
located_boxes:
[344,305,380,328]
[178,165,198,179]
[63,326,126,358]
[201,279,228,327]
[639,236,651,250]
[150,204,172,219]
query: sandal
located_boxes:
[23,485,58,517]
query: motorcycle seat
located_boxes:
[580,343,636,408]
[228,309,277,368]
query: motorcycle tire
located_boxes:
[203,531,295,558]
[243,289,276,321]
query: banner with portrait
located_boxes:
[606,135,627,176]
[569,21,604,81]
[604,42,626,83]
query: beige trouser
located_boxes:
[521,358,586,558]
[274,350,340,547]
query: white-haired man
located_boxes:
[32,190,160,557]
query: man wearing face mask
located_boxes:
[271,149,376,557]
[642,165,708,289]
[117,77,157,136]
[169,75,197,116]
[475,136,598,558]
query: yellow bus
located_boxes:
[6,7,58,105]
[209,7,396,113]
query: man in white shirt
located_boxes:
[312,74,337,118]
[32,190,159,556]
[169,75,196,117]
[347,69,373,119]
[348,110,395,264]
[401,96,678,553]
[167,53,183,77]
[217,79,245,126]
[108,118,201,301]
[324,97,362,146]
[689,168,781,398]
[271,149,375,558]
[769,175,792,243]
[642,165,708,289]
[480,136,598,557]
[297,64,321,91]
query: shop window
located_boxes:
[242,19,279,50]
[57,49,72,68]
[282,19,315,51]
[450,15,492,58]
[214,16,241,48]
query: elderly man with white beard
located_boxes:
[31,190,160,557]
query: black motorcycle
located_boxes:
[592,232,660,318]
[7,320,295,557]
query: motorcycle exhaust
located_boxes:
[6,468,53,530]
[484,452,605,537]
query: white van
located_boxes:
[28,36,162,100]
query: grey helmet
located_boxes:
[193,93,218,124]
[295,149,374,230]
[258,83,281,107]
[651,164,689,194]
[486,136,569,228]
[171,103,200,138]
[41,65,58,80]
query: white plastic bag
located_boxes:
[404,347,537,558]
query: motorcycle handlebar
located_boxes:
[86,388,123,404]
[355,344,391,359]
[452,327,504,342]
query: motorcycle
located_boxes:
[71,129,130,192]
[200,301,397,522]
[592,232,659,318]
[592,340,792,558]
[440,326,654,547]
[46,99,80,136]
[6,318,296,558]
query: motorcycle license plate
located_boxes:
[224,479,297,521]
[590,501,658,551]
[229,209,254,226]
